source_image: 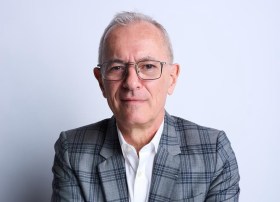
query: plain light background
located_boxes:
[1,0,279,201]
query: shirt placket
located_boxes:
[134,147,152,202]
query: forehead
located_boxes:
[102,22,168,61]
[105,21,164,43]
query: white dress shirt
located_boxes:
[117,121,164,202]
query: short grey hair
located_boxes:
[98,11,174,64]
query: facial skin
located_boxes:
[94,21,179,149]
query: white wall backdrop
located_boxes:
[1,0,279,201]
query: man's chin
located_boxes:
[117,112,149,126]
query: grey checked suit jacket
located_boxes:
[52,112,240,202]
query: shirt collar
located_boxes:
[117,119,164,153]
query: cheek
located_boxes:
[101,82,112,99]
[149,81,169,103]
[103,83,120,102]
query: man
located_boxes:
[52,11,240,202]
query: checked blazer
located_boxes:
[52,112,240,202]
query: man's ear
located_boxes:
[93,67,107,98]
[167,63,180,95]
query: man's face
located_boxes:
[95,22,179,128]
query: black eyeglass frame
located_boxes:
[96,60,167,81]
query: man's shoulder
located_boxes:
[66,118,112,133]
[58,117,114,144]
[169,114,222,133]
[168,115,234,162]
[167,114,226,144]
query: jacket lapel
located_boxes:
[97,117,129,202]
[149,113,181,201]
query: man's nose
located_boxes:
[122,64,142,90]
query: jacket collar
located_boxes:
[159,111,181,155]
[99,116,121,159]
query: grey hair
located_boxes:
[98,11,174,64]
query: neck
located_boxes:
[117,114,164,153]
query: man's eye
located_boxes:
[108,66,125,72]
[145,64,155,69]
[141,63,157,71]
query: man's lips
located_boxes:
[120,98,146,102]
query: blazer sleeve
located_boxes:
[51,132,85,202]
[206,131,240,202]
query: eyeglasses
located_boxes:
[97,60,167,81]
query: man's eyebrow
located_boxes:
[106,59,126,63]
[105,56,157,64]
[137,56,156,61]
